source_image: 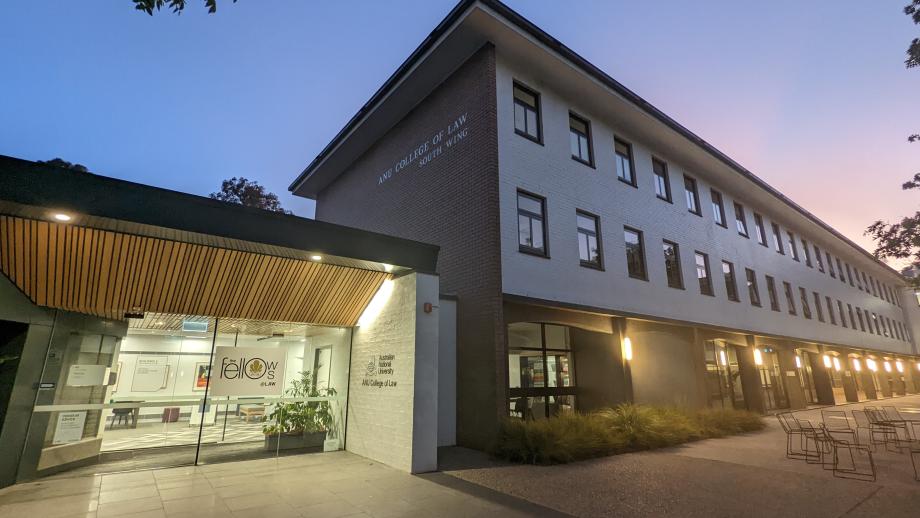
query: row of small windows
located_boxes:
[516,190,912,344]
[511,80,904,310]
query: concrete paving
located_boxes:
[0,450,566,518]
[441,395,920,517]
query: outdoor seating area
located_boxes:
[777,404,920,483]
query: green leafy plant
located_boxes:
[262,370,336,437]
[494,404,764,465]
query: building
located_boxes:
[0,156,450,488]
[290,0,920,450]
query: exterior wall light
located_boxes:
[917,362,920,372]
[832,357,841,372]
[896,361,904,373]
[53,213,72,222]
[866,359,878,372]
[310,255,323,261]
[719,349,727,366]
[753,348,763,366]
[623,337,633,361]
[794,356,802,369]
[852,359,862,372]
[884,361,892,373]
[822,355,832,369]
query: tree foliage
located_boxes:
[209,177,290,213]
[866,3,920,281]
[133,0,236,15]
[39,158,89,172]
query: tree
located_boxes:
[209,177,290,213]
[38,158,89,172]
[133,0,236,15]
[866,2,920,281]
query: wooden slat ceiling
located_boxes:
[0,215,389,327]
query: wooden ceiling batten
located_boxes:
[0,215,389,327]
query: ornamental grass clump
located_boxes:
[495,404,764,465]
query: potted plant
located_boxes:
[262,370,337,451]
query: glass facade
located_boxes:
[507,323,576,420]
[19,314,350,478]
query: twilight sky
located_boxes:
[0,1,917,258]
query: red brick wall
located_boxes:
[315,45,503,449]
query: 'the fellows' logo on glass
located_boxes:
[220,355,279,388]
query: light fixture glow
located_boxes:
[884,361,892,373]
[311,255,322,261]
[794,356,802,369]
[719,349,727,366]
[623,337,633,362]
[822,355,832,369]
[832,357,841,372]
[357,279,394,326]
[852,359,862,372]
[753,348,763,366]
[53,213,72,222]
[896,361,904,373]
[866,359,878,372]
[382,263,393,272]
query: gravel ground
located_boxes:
[441,396,920,517]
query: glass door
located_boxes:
[704,341,746,410]
[757,349,789,411]
[797,351,817,405]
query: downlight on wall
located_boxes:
[53,213,72,222]
[896,361,904,373]
[622,337,633,362]
[794,356,802,369]
[852,358,862,372]
[753,348,763,366]
[822,355,832,369]
[357,279,394,327]
[832,357,841,372]
[884,361,892,373]
[866,358,878,372]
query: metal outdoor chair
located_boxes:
[776,413,815,460]
[824,425,877,482]
[822,410,858,445]
[852,409,896,452]
[866,408,911,452]
[797,419,835,469]
[911,445,920,482]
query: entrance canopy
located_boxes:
[0,155,439,326]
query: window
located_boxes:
[734,203,749,237]
[754,213,768,246]
[872,313,881,334]
[517,191,547,256]
[826,296,837,325]
[513,82,541,142]
[507,322,576,419]
[695,252,713,296]
[576,211,602,268]
[813,292,824,322]
[847,304,855,330]
[616,139,636,186]
[826,252,836,278]
[684,176,701,215]
[870,277,878,296]
[783,282,796,315]
[845,263,854,287]
[711,190,726,227]
[883,317,890,337]
[772,223,784,254]
[624,227,647,280]
[766,275,780,311]
[814,245,825,272]
[651,157,670,200]
[861,271,869,292]
[569,112,593,166]
[745,268,760,307]
[856,308,866,332]
[802,239,812,267]
[884,284,892,303]
[837,300,847,328]
[786,232,799,261]
[835,258,845,284]
[722,261,739,302]
[799,287,812,319]
[663,240,683,289]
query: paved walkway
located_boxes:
[442,395,920,517]
[0,451,564,518]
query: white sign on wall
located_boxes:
[52,411,87,445]
[209,346,285,397]
[131,356,169,392]
[66,364,108,387]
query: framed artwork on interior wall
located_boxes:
[194,363,211,390]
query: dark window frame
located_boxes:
[695,251,714,296]
[615,138,638,188]
[826,296,837,325]
[568,111,594,168]
[745,268,761,307]
[766,275,780,311]
[753,213,768,247]
[802,238,812,268]
[733,202,749,238]
[722,260,740,302]
[813,292,824,322]
[512,81,543,144]
[576,209,603,270]
[624,226,648,281]
[517,189,549,258]
[663,240,684,290]
[711,189,727,228]
[783,281,797,315]
[772,223,785,254]
[684,175,702,216]
[786,231,800,262]
[799,287,812,319]
[651,157,671,201]
[814,245,825,272]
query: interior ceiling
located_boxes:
[0,215,389,327]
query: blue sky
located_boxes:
[0,1,917,253]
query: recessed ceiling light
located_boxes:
[311,255,322,261]
[53,213,72,222]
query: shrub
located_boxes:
[494,404,764,465]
